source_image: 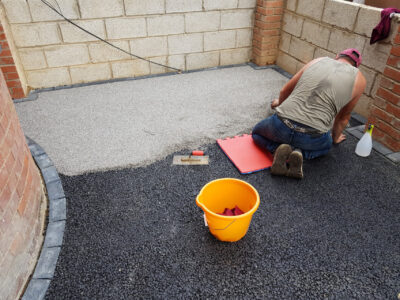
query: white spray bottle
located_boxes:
[355,124,374,157]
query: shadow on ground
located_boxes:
[46,134,400,299]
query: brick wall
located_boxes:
[252,0,284,65]
[0,24,25,99]
[273,0,400,152]
[368,27,400,151]
[1,0,257,90]
[0,69,46,299]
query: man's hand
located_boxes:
[271,98,280,109]
[333,133,346,144]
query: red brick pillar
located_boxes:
[368,28,400,152]
[0,68,45,298]
[252,0,284,66]
[0,23,25,99]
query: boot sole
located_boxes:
[286,151,303,179]
[270,144,292,176]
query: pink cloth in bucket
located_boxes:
[219,206,244,216]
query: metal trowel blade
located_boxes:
[172,155,209,165]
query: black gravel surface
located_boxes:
[46,134,400,299]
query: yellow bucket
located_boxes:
[196,178,260,242]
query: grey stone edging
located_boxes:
[22,137,66,300]
[247,62,293,79]
[13,92,38,103]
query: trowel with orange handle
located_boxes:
[173,150,209,165]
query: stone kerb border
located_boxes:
[22,137,66,300]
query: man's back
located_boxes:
[276,57,359,132]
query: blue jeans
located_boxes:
[252,114,332,160]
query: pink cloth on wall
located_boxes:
[370,8,400,44]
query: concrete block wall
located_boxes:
[0,69,46,299]
[1,0,257,90]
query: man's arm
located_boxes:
[271,57,324,108]
[332,71,367,144]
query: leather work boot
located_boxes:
[270,144,292,176]
[286,149,303,179]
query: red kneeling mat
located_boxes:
[217,134,273,174]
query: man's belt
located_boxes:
[277,115,323,135]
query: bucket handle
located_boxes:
[208,219,236,231]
